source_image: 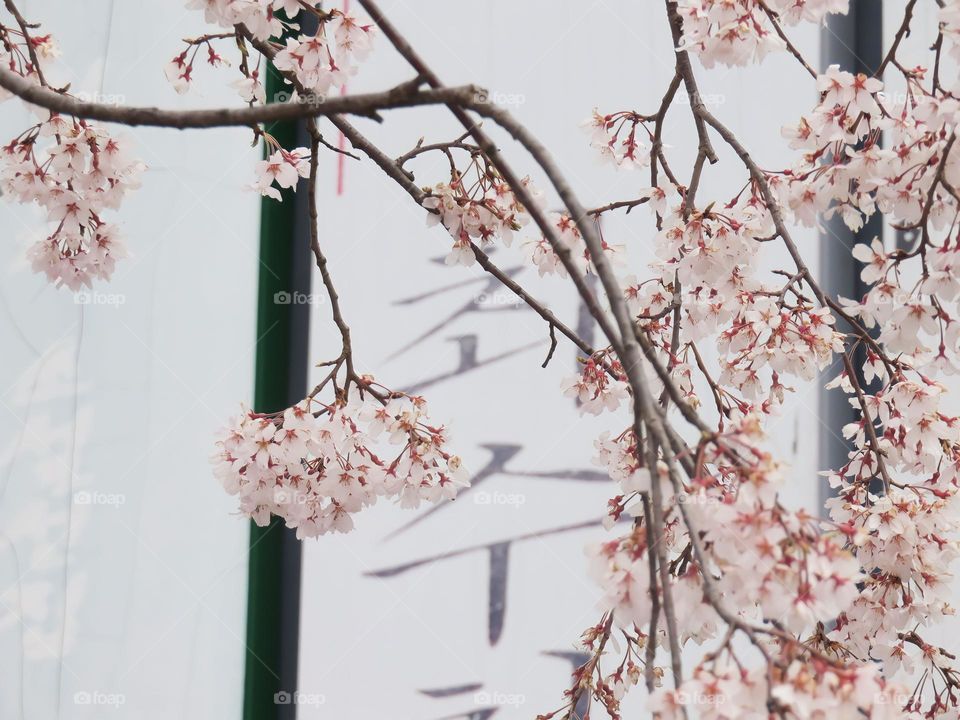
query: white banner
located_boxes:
[299,2,824,718]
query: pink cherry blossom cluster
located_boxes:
[676,0,848,68]
[184,0,301,41]
[650,658,914,719]
[0,27,57,93]
[421,163,531,266]
[165,32,249,97]
[582,109,651,169]
[0,20,144,290]
[622,272,674,320]
[562,354,630,416]
[526,211,628,278]
[653,199,770,287]
[591,418,861,626]
[765,59,960,701]
[614,187,842,408]
[272,12,374,99]
[593,429,649,503]
[211,388,467,537]
[9,0,960,716]
[695,427,863,634]
[421,152,631,278]
[525,213,586,277]
[821,369,960,697]
[1,117,143,290]
[171,3,374,104]
[719,300,842,400]
[584,415,900,716]
[569,3,960,715]
[941,1,960,64]
[775,63,956,238]
[586,522,666,634]
[251,143,310,200]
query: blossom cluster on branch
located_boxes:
[167,2,374,102]
[5,0,960,718]
[555,0,960,715]
[212,387,466,537]
[0,24,143,289]
[676,0,848,67]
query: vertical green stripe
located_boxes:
[244,56,302,720]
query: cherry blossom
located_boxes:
[271,11,375,98]
[6,0,960,718]
[231,70,266,103]
[251,146,310,200]
[421,162,531,266]
[212,388,468,537]
[0,18,145,290]
[676,0,848,68]
[582,109,651,169]
[650,659,918,719]
[562,355,629,416]
[560,5,960,713]
[1,117,144,289]
[172,4,376,104]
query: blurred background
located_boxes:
[0,1,943,719]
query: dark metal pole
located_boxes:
[818,2,883,504]
[243,11,316,720]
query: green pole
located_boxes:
[243,34,308,720]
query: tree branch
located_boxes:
[0,67,478,128]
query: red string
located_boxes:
[335,0,350,195]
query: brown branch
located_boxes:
[641,493,662,692]
[355,0,620,347]
[588,196,651,216]
[875,0,918,78]
[646,438,687,696]
[305,123,355,384]
[541,322,559,368]
[841,351,892,491]
[664,0,718,164]
[652,71,683,190]
[395,132,477,168]
[239,28,601,382]
[562,613,615,720]
[0,67,477,128]
[758,1,818,79]
[3,0,47,86]
[349,11,740,702]
[326,115,597,361]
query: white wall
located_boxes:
[10,3,929,719]
[300,2,823,718]
[0,1,257,717]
